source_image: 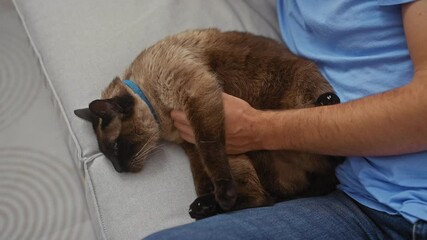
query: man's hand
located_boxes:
[171,93,261,154]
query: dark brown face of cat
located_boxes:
[74,78,160,173]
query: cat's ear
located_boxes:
[88,99,123,121]
[74,99,122,124]
[74,108,97,122]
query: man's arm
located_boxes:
[172,1,427,156]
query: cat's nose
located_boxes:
[114,165,124,173]
[110,158,124,173]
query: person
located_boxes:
[146,0,427,239]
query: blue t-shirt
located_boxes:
[277,0,426,223]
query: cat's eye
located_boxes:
[113,142,118,156]
[133,119,145,136]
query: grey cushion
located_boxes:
[0,2,96,239]
[14,0,281,239]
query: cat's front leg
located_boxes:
[180,142,213,196]
[185,93,237,211]
[181,142,223,219]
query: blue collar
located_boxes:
[123,79,160,124]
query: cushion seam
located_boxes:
[12,0,86,163]
[84,156,109,240]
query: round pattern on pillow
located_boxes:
[0,10,41,132]
[0,148,85,240]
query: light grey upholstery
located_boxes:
[0,1,96,239]
[13,0,281,238]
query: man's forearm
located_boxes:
[254,74,427,156]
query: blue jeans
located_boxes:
[145,191,427,240]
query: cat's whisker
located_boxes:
[132,134,158,160]
[132,144,163,164]
[133,141,157,161]
[133,145,160,162]
[131,139,162,167]
[133,135,155,157]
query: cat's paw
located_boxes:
[189,194,223,220]
[315,92,340,106]
[215,179,237,211]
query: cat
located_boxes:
[74,28,342,219]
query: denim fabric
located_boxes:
[145,191,425,240]
[413,220,427,240]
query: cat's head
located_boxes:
[74,77,160,173]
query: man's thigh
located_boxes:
[145,191,383,240]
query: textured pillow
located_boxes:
[14,0,281,238]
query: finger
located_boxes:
[226,147,245,155]
[171,110,189,124]
[222,92,241,102]
[225,144,241,155]
[173,121,194,136]
[180,132,196,144]
[226,142,252,155]
[221,92,233,99]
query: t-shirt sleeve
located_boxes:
[378,0,416,6]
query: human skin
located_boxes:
[171,1,427,157]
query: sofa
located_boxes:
[5,0,281,239]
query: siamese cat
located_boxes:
[75,29,342,219]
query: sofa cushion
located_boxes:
[14,0,281,238]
